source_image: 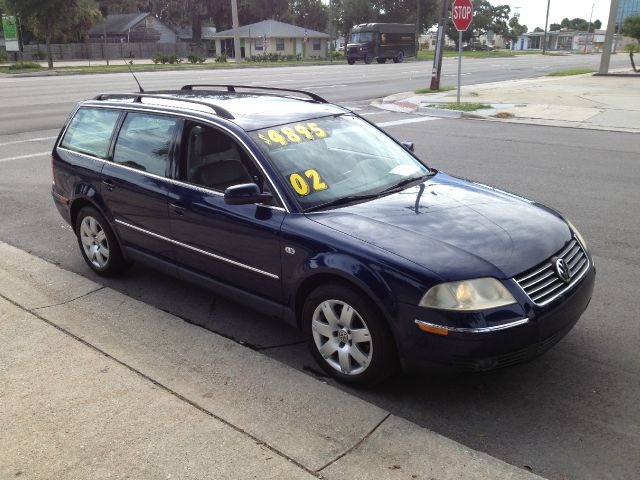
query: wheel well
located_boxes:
[294,273,388,329]
[69,198,95,231]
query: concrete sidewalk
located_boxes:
[0,241,541,480]
[378,72,640,134]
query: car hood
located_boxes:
[306,173,571,280]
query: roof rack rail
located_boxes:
[93,93,234,120]
[180,84,329,104]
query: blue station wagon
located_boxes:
[51,85,595,385]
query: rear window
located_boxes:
[61,108,121,158]
[113,112,179,177]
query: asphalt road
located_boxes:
[1,55,638,480]
[0,52,628,134]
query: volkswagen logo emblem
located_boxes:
[554,258,571,283]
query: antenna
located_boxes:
[122,54,144,93]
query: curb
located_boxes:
[0,240,543,479]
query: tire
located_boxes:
[347,58,355,65]
[303,283,397,386]
[364,53,373,64]
[75,206,128,276]
[393,51,404,63]
[376,58,387,64]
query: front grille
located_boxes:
[514,238,589,307]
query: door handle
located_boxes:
[102,179,114,191]
[169,202,186,215]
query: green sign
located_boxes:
[2,15,20,52]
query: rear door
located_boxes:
[101,111,181,261]
[166,120,285,303]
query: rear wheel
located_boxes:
[393,51,404,63]
[347,58,356,65]
[303,283,397,386]
[364,53,373,64]
[376,57,387,64]
[76,206,128,276]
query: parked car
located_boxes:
[51,85,595,386]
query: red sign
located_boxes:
[452,0,474,32]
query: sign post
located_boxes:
[1,15,21,53]
[452,0,473,104]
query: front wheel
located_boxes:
[393,51,404,63]
[347,58,356,65]
[364,53,373,64]
[303,283,397,386]
[376,58,387,64]
[76,206,128,276]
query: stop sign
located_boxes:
[452,0,474,31]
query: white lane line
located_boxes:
[0,151,50,163]
[0,136,57,147]
[300,84,347,90]
[358,111,385,116]
[377,117,439,127]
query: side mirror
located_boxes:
[224,183,273,206]
[402,141,415,152]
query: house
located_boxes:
[89,13,178,43]
[513,29,630,53]
[209,19,330,59]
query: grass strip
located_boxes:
[414,86,456,94]
[425,103,491,112]
[547,69,596,77]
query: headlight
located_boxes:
[419,278,517,311]
[567,219,587,251]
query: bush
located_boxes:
[0,50,7,62]
[215,53,227,63]
[188,53,206,64]
[8,61,42,71]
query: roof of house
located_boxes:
[174,25,218,40]
[211,19,329,39]
[89,13,150,36]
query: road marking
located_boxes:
[0,136,57,147]
[301,84,347,90]
[0,151,50,163]
[342,106,362,110]
[359,111,385,116]
[377,117,439,127]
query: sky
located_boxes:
[489,1,612,31]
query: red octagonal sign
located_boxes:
[452,0,474,31]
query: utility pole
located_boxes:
[231,0,242,63]
[329,0,333,63]
[430,0,449,91]
[584,3,595,54]
[542,0,551,54]
[416,0,421,58]
[600,0,620,74]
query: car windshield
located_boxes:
[350,32,374,43]
[248,115,431,211]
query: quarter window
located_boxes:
[113,113,179,177]
[61,108,121,159]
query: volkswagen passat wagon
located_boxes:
[51,85,595,385]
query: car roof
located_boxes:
[88,86,349,131]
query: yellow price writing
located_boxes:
[289,169,329,196]
[257,122,328,148]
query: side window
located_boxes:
[181,123,254,192]
[60,108,121,159]
[113,112,178,177]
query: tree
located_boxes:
[445,0,511,49]
[559,17,600,32]
[622,15,640,73]
[505,13,527,48]
[2,0,81,68]
[549,23,561,31]
[287,0,328,32]
[533,27,543,33]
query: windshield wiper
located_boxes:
[305,192,384,212]
[378,173,432,194]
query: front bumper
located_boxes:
[396,265,596,372]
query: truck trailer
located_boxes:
[346,23,417,65]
